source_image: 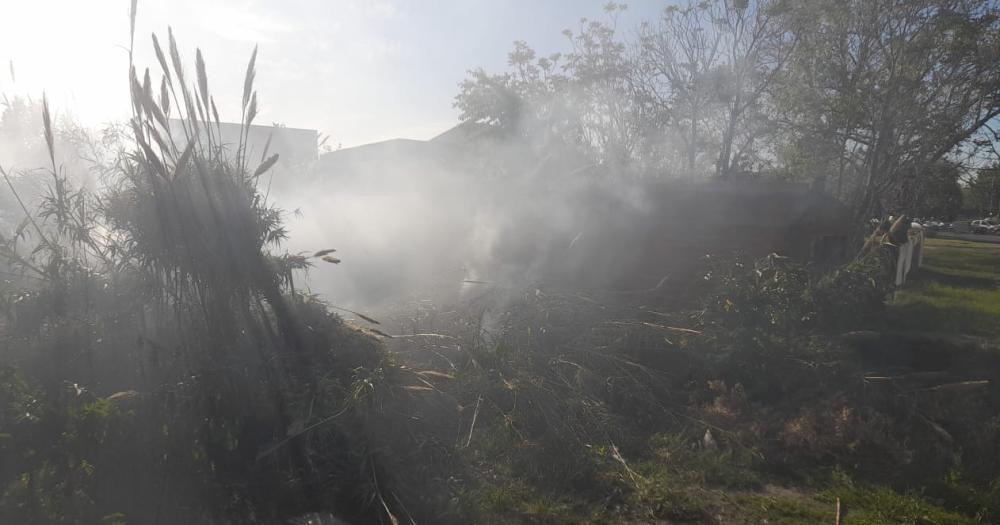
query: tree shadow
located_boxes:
[885,300,994,338]
[908,268,997,290]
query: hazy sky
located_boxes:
[0,0,664,148]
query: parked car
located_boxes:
[971,219,1000,235]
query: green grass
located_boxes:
[819,471,981,525]
[889,238,1000,336]
[726,474,981,525]
[458,430,987,524]
[458,480,587,525]
[733,493,832,524]
[625,447,982,525]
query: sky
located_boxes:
[0,0,665,148]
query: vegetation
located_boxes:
[456,0,1000,222]
[2,1,1000,524]
[0,23,433,524]
[890,239,1000,337]
[361,233,1000,523]
[965,163,1000,218]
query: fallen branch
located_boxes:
[603,320,702,335]
[464,394,482,448]
[911,380,989,393]
[390,333,458,341]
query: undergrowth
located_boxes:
[0,16,434,524]
[379,233,1000,523]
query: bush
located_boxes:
[0,30,415,524]
[705,247,898,340]
[703,253,814,338]
[811,247,896,330]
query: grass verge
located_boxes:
[889,238,1000,336]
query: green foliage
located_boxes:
[811,247,895,329]
[100,513,128,525]
[459,0,1000,218]
[734,493,831,525]
[705,247,897,340]
[0,27,410,525]
[455,7,641,170]
[776,0,1000,216]
[0,368,129,524]
[930,471,1000,523]
[704,253,815,337]
[966,164,1000,217]
[457,479,592,525]
[907,162,965,221]
[825,470,979,525]
[2,4,999,523]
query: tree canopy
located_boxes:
[455,0,1000,223]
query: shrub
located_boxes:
[705,247,898,340]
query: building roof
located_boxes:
[167,120,318,166]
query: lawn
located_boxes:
[888,237,1000,336]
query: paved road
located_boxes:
[936,232,1000,244]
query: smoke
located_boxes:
[275,158,481,310]
[0,98,724,322]
[271,137,504,311]
[0,96,119,235]
[267,132,668,314]
[0,94,662,318]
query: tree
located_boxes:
[967,163,1000,217]
[562,3,647,170]
[457,0,798,179]
[455,5,646,172]
[635,2,726,176]
[455,41,571,142]
[453,0,1000,222]
[774,0,1000,220]
[904,161,964,220]
[635,0,794,178]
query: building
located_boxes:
[167,120,318,177]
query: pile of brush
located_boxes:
[377,245,1000,522]
[371,285,715,516]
